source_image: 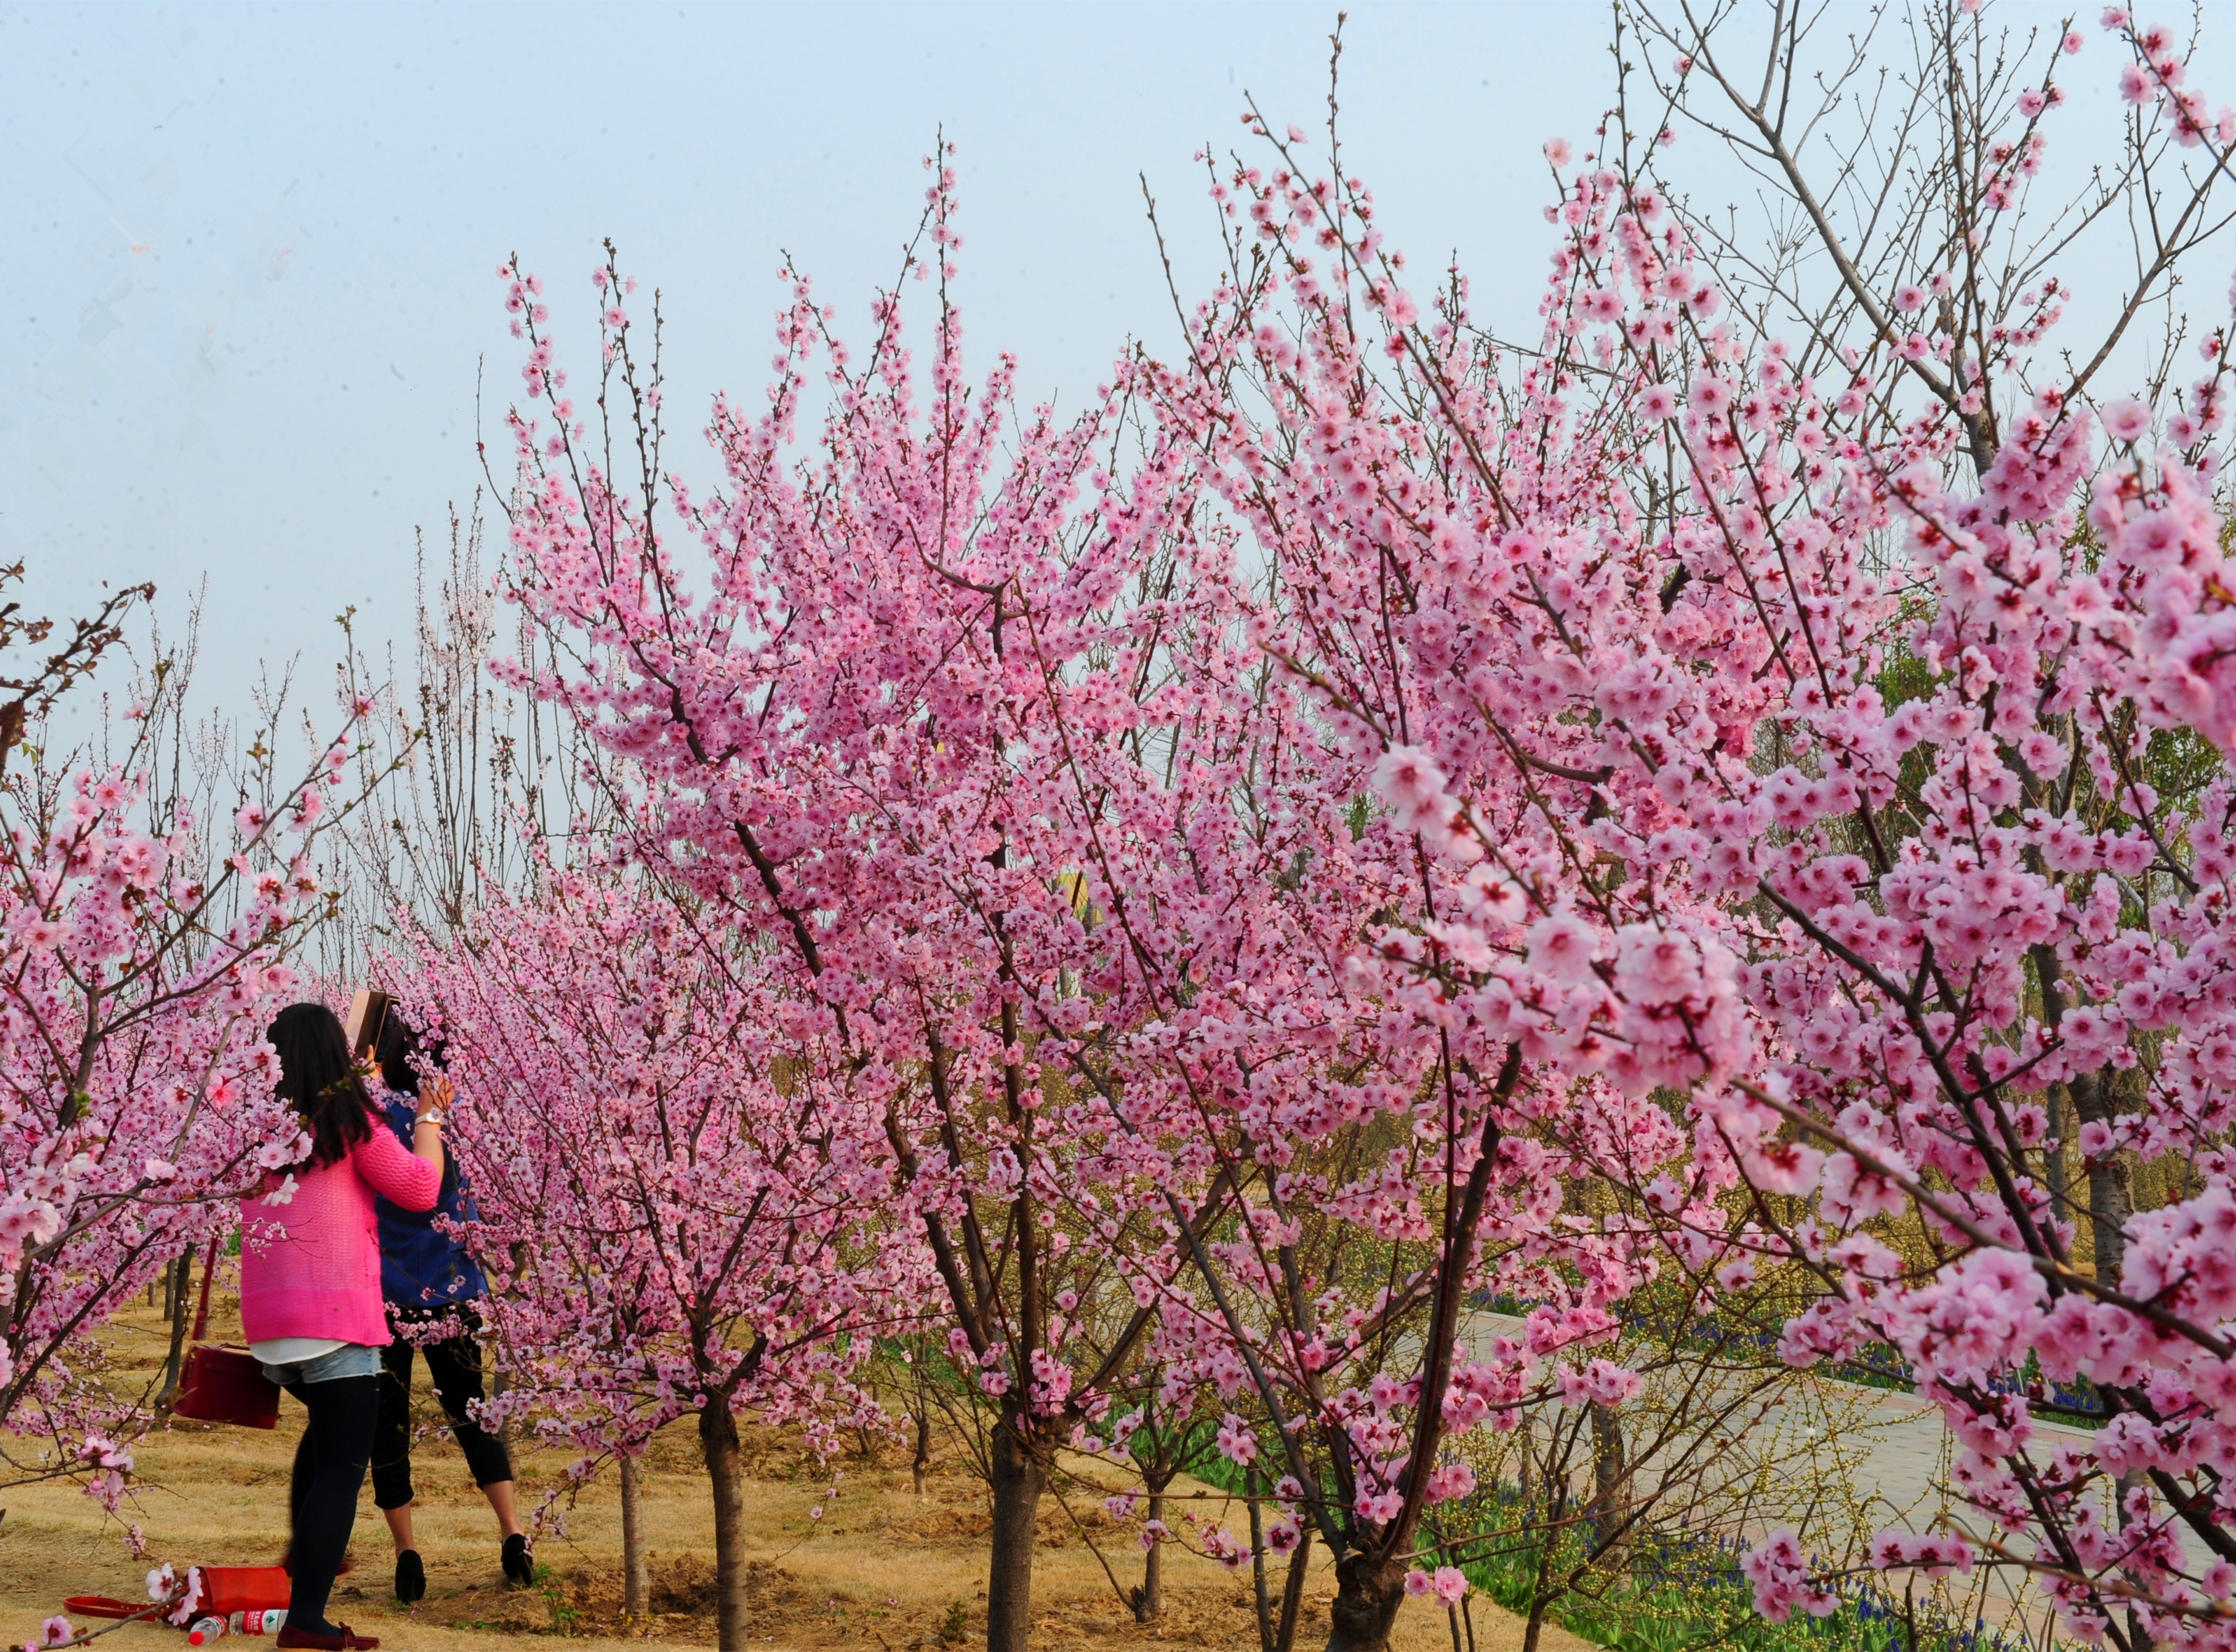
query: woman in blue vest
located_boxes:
[368,1008,531,1601]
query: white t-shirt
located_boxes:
[250,1336,348,1366]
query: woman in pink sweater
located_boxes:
[241,1004,447,1652]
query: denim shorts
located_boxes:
[259,1342,383,1387]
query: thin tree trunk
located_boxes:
[2071,1070,2133,1284]
[1325,1550,1407,1652]
[491,1361,514,1448]
[156,1251,192,1408]
[1134,1488,1166,1623]
[1248,1470,1274,1652]
[2088,1149,2133,1283]
[2045,1084,2071,1226]
[1521,1599,1549,1652]
[2115,1466,2154,1652]
[1276,1524,1314,1652]
[1590,1402,1628,1573]
[1519,1485,1563,1652]
[620,1452,649,1621]
[912,1408,932,1497]
[984,1415,1048,1652]
[699,1401,748,1652]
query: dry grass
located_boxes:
[2,1300,1591,1651]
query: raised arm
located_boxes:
[352,1083,449,1212]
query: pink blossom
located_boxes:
[1524,910,1601,987]
[1742,1531,1837,1622]
[2102,397,2151,440]
[1423,1462,1477,1503]
[1373,746,1455,834]
[1687,374,1733,417]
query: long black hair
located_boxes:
[268,1002,375,1169]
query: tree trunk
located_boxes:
[1275,1525,1314,1652]
[156,1252,193,1408]
[491,1360,515,1448]
[1248,1471,1274,1652]
[1133,1488,1166,1622]
[1325,1550,1406,1652]
[2045,1084,2071,1227]
[2117,1468,2153,1652]
[620,1452,649,1621]
[1520,1484,1564,1652]
[699,1402,748,1652]
[1521,1599,1549,1652]
[1590,1402,1629,1573]
[984,1415,1048,1652]
[912,1408,932,1497]
[2071,1070,2133,1284]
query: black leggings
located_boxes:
[285,1374,379,1634]
[371,1314,513,1510]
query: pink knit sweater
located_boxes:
[239,1118,442,1346]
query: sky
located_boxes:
[2,1,2230,724]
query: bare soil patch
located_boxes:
[2,1302,1590,1651]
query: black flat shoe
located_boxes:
[502,1533,533,1588]
[394,1549,425,1605]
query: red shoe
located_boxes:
[276,1625,377,1650]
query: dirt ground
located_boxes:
[2,1300,1591,1651]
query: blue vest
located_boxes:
[373,1092,488,1307]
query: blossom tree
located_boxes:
[392,866,910,1652]
[1140,9,2236,1648]
[1092,1322,1235,1626]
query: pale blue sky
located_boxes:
[0,2,2223,719]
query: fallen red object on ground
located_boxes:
[68,1564,294,1632]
